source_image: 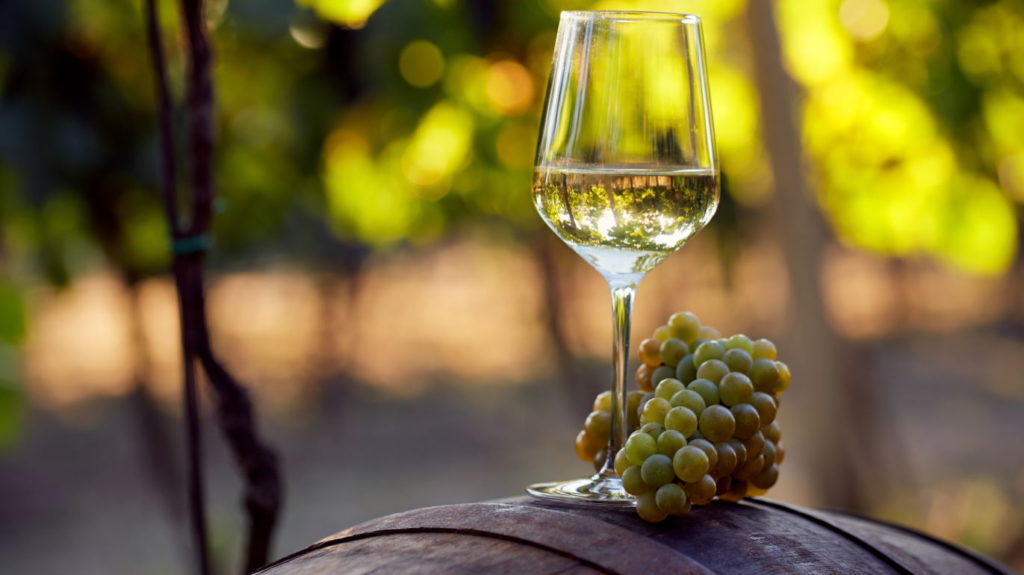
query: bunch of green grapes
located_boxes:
[574,311,790,522]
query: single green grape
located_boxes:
[638,338,662,367]
[657,429,687,457]
[776,442,786,464]
[659,338,690,367]
[673,445,710,483]
[745,430,765,459]
[652,325,672,342]
[675,355,697,384]
[750,359,780,394]
[636,363,654,393]
[624,432,657,466]
[622,465,650,495]
[751,392,777,425]
[655,378,686,401]
[637,490,669,522]
[641,422,664,439]
[713,442,738,477]
[696,359,729,384]
[627,391,645,431]
[656,482,690,515]
[575,430,599,462]
[664,406,698,438]
[651,365,676,389]
[584,410,612,442]
[668,311,701,343]
[684,474,717,505]
[719,372,754,407]
[751,463,779,490]
[724,334,754,354]
[687,379,720,406]
[693,340,726,367]
[640,454,675,487]
[687,438,718,472]
[761,440,777,467]
[592,390,612,412]
[640,397,671,425]
[698,405,736,443]
[762,420,782,443]
[669,389,706,416]
[722,348,753,374]
[752,338,777,360]
[730,403,761,440]
[614,448,631,476]
[698,326,721,340]
[776,361,791,395]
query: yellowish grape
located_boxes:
[624,432,657,466]
[668,311,701,343]
[638,338,662,367]
[655,378,686,401]
[752,338,777,360]
[640,397,671,425]
[751,392,777,425]
[636,364,654,393]
[725,334,754,354]
[664,406,698,437]
[641,454,675,487]
[657,429,687,457]
[669,389,706,415]
[698,405,735,442]
[713,442,738,477]
[730,403,760,440]
[656,482,690,515]
[674,354,697,384]
[719,372,754,407]
[622,465,650,495]
[687,379,720,406]
[673,445,710,482]
[684,474,717,505]
[584,410,612,442]
[659,338,690,367]
[693,340,726,367]
[723,348,753,374]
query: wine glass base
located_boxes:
[526,474,636,507]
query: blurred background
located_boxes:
[1,0,1022,573]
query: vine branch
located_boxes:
[144,0,283,573]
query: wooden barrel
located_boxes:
[257,496,1013,574]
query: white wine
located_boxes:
[532,166,719,278]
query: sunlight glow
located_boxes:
[839,0,890,41]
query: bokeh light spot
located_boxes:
[485,59,534,116]
[400,40,445,88]
[839,0,890,41]
[299,0,386,29]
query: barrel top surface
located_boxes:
[258,496,1014,575]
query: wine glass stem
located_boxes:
[602,280,637,477]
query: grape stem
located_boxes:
[604,280,636,477]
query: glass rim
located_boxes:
[560,10,701,24]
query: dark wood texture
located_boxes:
[258,497,1013,575]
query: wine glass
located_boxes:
[527,11,719,504]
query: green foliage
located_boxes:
[0,0,1019,282]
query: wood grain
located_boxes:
[259,497,1014,575]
